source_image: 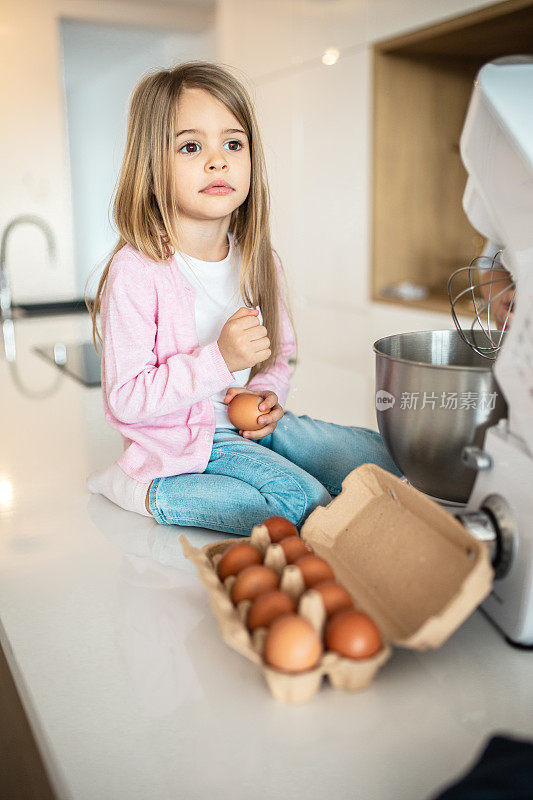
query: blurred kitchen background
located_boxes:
[2,0,530,428]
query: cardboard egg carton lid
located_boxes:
[300,464,494,649]
[180,531,394,703]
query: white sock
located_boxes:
[86,463,152,517]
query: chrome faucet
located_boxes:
[0,215,57,361]
[0,214,57,320]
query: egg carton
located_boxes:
[180,464,494,704]
[180,529,392,703]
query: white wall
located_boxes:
[61,19,215,298]
[1,0,501,427]
[0,0,213,304]
[216,0,501,427]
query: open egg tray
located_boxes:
[180,463,493,704]
[180,527,391,704]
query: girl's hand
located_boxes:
[490,285,515,330]
[479,267,515,330]
[223,387,284,440]
[218,307,270,373]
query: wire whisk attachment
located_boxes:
[447,249,516,360]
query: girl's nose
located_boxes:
[206,149,228,171]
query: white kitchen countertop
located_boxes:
[1,313,532,800]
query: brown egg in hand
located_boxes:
[228,393,263,431]
[264,613,323,673]
[217,542,262,580]
[325,609,382,660]
[312,581,354,617]
[261,516,299,543]
[278,535,314,564]
[230,564,280,604]
[293,554,335,587]
[247,590,297,631]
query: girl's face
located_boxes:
[173,87,251,226]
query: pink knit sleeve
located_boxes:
[245,250,296,408]
[102,252,234,424]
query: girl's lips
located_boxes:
[201,186,234,195]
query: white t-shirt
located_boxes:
[173,231,263,430]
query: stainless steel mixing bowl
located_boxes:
[373,330,508,504]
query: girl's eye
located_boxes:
[178,139,245,154]
[225,140,244,151]
[180,141,200,154]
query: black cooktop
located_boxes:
[34,341,101,387]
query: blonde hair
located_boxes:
[86,60,298,385]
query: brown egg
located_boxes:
[228,393,263,431]
[217,542,262,580]
[264,613,323,673]
[293,554,335,587]
[230,564,280,604]
[278,535,314,564]
[247,590,297,631]
[312,581,354,617]
[325,609,382,659]
[261,516,299,543]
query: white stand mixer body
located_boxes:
[466,423,533,645]
[459,58,533,646]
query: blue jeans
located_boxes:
[148,411,401,536]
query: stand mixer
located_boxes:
[375,57,533,646]
[451,56,533,647]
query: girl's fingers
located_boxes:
[224,387,254,402]
[242,424,274,439]
[258,392,278,411]
[258,405,283,426]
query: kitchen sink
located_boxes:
[10,299,89,318]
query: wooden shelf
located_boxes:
[373,288,476,317]
[371,0,533,313]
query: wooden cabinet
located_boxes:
[371,0,533,313]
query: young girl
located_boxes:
[86,61,401,535]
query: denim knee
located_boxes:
[296,482,332,529]
[264,475,331,531]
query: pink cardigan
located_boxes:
[100,243,297,482]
